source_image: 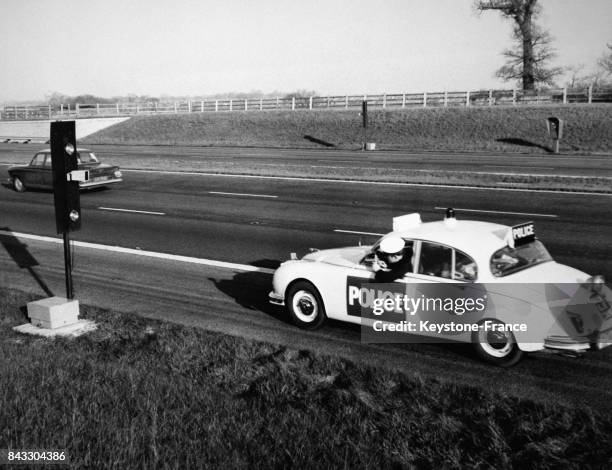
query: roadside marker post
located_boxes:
[361,100,368,151]
[546,117,564,154]
[15,121,97,338]
[50,121,82,299]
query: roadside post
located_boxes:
[546,117,563,154]
[14,121,96,338]
[50,121,83,298]
[361,100,368,150]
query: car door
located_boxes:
[343,239,416,324]
[23,153,46,187]
[400,240,485,341]
[40,153,54,188]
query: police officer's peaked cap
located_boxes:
[379,236,405,255]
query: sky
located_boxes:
[0,0,610,103]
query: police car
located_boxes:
[269,210,611,367]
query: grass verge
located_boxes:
[83,105,612,154]
[1,287,611,468]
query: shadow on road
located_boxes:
[209,260,290,325]
[303,135,336,148]
[496,137,552,153]
[0,227,54,297]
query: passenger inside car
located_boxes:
[419,242,452,279]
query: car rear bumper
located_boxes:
[544,331,612,352]
[79,177,122,188]
[544,336,591,352]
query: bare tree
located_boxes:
[599,43,612,75]
[565,63,609,90]
[476,0,562,90]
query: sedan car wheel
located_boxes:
[473,320,523,367]
[286,281,327,330]
[12,176,25,192]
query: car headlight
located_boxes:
[114,170,122,178]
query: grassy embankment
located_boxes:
[83,104,612,192]
[2,287,611,468]
[84,104,612,153]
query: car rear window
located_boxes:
[490,240,553,277]
[77,152,98,164]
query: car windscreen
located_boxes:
[490,240,553,277]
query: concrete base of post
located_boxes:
[13,296,97,338]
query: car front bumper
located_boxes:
[269,291,285,306]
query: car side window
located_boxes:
[419,242,452,279]
[43,155,52,167]
[30,154,45,166]
[454,251,477,281]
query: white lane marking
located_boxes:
[434,207,558,218]
[483,165,555,170]
[209,191,278,198]
[0,230,275,274]
[334,229,385,236]
[99,207,166,216]
[122,169,612,196]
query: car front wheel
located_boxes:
[12,176,25,192]
[286,281,327,330]
[472,319,523,367]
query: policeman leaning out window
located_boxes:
[372,236,413,282]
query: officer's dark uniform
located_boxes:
[374,249,413,282]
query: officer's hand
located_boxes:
[375,259,390,272]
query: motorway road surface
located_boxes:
[1,170,610,277]
[1,143,612,177]
[1,156,612,411]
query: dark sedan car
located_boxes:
[7,149,122,192]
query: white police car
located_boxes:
[269,210,611,366]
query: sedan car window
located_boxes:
[419,242,452,279]
[454,251,477,281]
[30,154,45,166]
[76,152,99,164]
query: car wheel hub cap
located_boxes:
[479,327,512,357]
[298,298,314,315]
[292,291,318,322]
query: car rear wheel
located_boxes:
[286,281,327,330]
[12,176,25,192]
[472,319,523,367]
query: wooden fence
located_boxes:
[2,86,611,121]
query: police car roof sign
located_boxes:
[393,213,422,231]
[506,221,536,248]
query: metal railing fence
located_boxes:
[2,86,610,121]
